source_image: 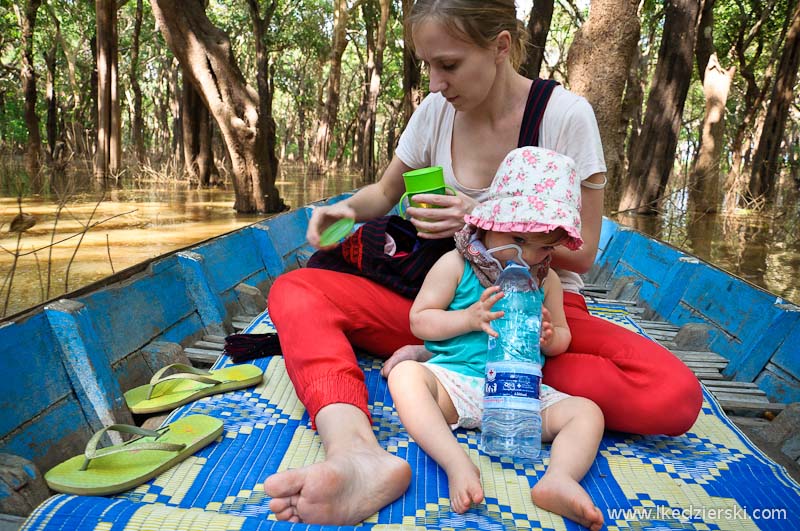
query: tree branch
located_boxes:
[557,0,585,26]
[0,210,137,258]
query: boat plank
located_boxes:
[697,373,727,381]
[642,331,677,341]
[712,391,769,403]
[703,380,762,389]
[203,335,226,345]
[638,322,680,332]
[684,361,729,370]
[193,340,225,351]
[706,386,767,397]
[728,415,772,427]
[585,297,643,309]
[185,348,221,365]
[671,350,728,363]
[716,398,785,415]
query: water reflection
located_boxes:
[614,207,800,305]
[2,165,798,318]
[0,165,367,317]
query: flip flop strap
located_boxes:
[81,423,185,471]
[146,363,222,399]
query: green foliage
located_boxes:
[0,97,29,146]
[0,0,796,198]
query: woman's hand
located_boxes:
[467,285,505,337]
[405,192,478,239]
[306,202,357,249]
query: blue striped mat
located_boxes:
[21,304,800,530]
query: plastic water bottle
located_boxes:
[480,261,545,460]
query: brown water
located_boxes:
[0,167,367,317]
[1,168,798,318]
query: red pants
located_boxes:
[268,268,702,435]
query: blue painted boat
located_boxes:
[1,193,799,530]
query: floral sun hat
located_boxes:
[464,146,583,250]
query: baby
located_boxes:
[387,147,605,531]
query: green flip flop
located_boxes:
[44,414,223,496]
[124,363,263,414]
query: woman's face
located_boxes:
[411,19,501,111]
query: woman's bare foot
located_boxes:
[445,460,484,513]
[381,344,433,378]
[531,472,604,531]
[265,445,411,525]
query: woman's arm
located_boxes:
[306,157,410,247]
[540,269,571,356]
[550,172,605,274]
[410,251,504,341]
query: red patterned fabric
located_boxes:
[307,215,454,299]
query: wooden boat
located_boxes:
[1,193,798,530]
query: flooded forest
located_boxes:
[1,0,799,317]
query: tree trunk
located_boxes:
[151,0,285,213]
[694,0,714,83]
[618,44,644,205]
[749,0,800,202]
[688,0,733,214]
[181,79,215,186]
[89,34,98,160]
[44,32,58,162]
[0,92,5,143]
[357,0,390,181]
[44,2,80,114]
[130,0,146,163]
[169,62,183,169]
[788,123,800,188]
[95,0,121,179]
[521,0,555,78]
[246,0,282,202]
[567,0,639,205]
[620,0,701,215]
[297,78,306,162]
[309,0,351,174]
[401,0,422,127]
[624,15,660,187]
[689,53,734,213]
[723,1,783,208]
[354,2,374,172]
[15,1,43,184]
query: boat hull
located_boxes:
[1,196,798,516]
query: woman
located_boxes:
[265,0,702,525]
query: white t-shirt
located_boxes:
[395,86,607,293]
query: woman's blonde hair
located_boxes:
[407,0,529,70]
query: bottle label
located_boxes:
[484,361,541,412]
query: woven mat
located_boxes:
[22,303,800,530]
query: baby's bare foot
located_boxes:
[445,460,483,513]
[531,473,604,531]
[265,446,411,525]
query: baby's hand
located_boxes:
[539,306,554,348]
[468,285,504,337]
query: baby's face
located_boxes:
[484,230,565,268]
